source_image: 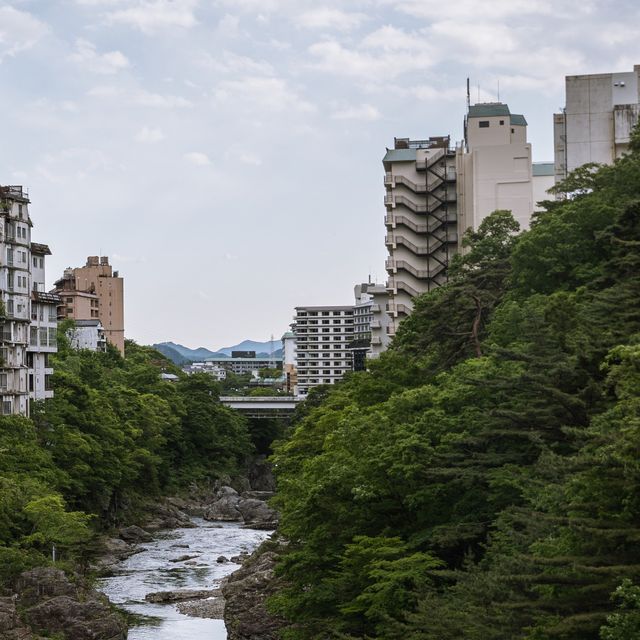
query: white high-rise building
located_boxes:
[28,243,60,401]
[293,305,354,396]
[382,102,552,348]
[0,186,58,416]
[554,65,640,183]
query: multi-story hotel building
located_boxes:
[384,136,458,333]
[554,64,640,183]
[383,102,552,342]
[28,243,60,402]
[0,186,59,416]
[293,305,354,396]
[54,256,124,355]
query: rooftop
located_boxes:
[467,103,527,126]
[31,242,52,256]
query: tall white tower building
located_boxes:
[0,186,59,416]
[554,65,640,182]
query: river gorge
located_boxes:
[99,518,271,640]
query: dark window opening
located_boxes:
[479,121,490,128]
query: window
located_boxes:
[0,374,7,390]
[66,297,73,303]
[479,121,490,128]
[19,251,26,263]
[48,328,57,347]
[511,128,515,133]
[39,327,47,346]
[499,119,505,125]
[45,374,53,391]
[39,258,43,268]
[6,300,13,315]
[2,400,11,415]
[33,257,38,267]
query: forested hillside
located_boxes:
[270,130,640,639]
[0,332,253,587]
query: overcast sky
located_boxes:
[0,1,637,349]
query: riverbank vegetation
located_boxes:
[270,130,640,639]
[0,336,254,589]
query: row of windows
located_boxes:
[297,310,353,317]
[29,326,57,347]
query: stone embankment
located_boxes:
[222,538,288,640]
[0,567,127,640]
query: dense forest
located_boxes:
[0,330,254,587]
[269,129,640,639]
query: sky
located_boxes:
[0,0,637,349]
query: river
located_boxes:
[98,518,271,640]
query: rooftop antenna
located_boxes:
[466,77,470,109]
[269,333,275,369]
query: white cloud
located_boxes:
[386,0,554,20]
[0,6,48,61]
[69,38,130,74]
[332,103,381,121]
[184,151,211,166]
[201,50,274,75]
[135,126,165,142]
[294,8,367,31]
[308,36,436,79]
[214,76,315,113]
[36,148,111,183]
[133,90,192,108]
[216,13,241,37]
[105,0,199,33]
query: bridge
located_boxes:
[220,395,301,419]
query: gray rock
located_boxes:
[11,567,126,640]
[24,596,126,640]
[176,596,225,619]
[203,486,243,522]
[236,498,279,529]
[217,555,229,563]
[222,541,287,640]
[145,588,221,603]
[119,524,153,543]
[169,554,199,563]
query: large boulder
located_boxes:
[247,456,276,492]
[24,596,126,640]
[236,499,278,529]
[12,567,126,640]
[144,500,196,531]
[119,524,153,543]
[0,597,35,640]
[203,487,243,522]
[222,540,287,640]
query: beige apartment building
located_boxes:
[383,102,552,341]
[554,64,640,183]
[54,256,124,355]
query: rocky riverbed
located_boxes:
[98,517,271,639]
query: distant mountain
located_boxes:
[152,342,227,365]
[152,339,283,366]
[153,343,193,366]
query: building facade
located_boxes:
[281,331,297,394]
[293,305,354,396]
[383,136,458,333]
[67,319,107,352]
[200,356,282,376]
[0,186,58,416]
[28,243,60,401]
[54,256,124,355]
[554,65,640,183]
[382,102,549,348]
